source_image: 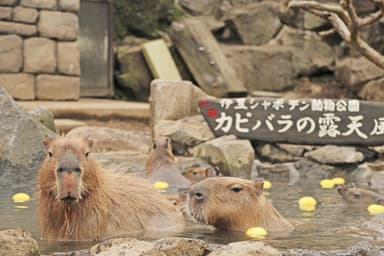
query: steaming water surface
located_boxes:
[0,177,382,254]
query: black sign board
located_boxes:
[200,98,384,146]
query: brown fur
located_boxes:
[337,184,384,206]
[145,136,191,188]
[38,136,184,241]
[183,166,219,184]
[187,177,293,232]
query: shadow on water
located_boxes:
[0,176,383,254]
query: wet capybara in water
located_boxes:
[183,166,220,184]
[145,136,191,188]
[38,136,184,241]
[337,184,384,206]
[187,177,293,232]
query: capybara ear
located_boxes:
[206,167,217,177]
[254,178,264,193]
[83,136,93,149]
[43,134,53,149]
[336,184,348,195]
[213,166,220,176]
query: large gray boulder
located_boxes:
[304,145,364,165]
[358,77,384,102]
[224,2,282,46]
[0,87,55,188]
[255,144,299,163]
[223,44,296,92]
[191,135,255,178]
[154,115,214,156]
[335,57,384,90]
[273,26,335,75]
[209,241,281,256]
[90,237,206,256]
[66,126,151,153]
[28,106,56,132]
[0,229,39,256]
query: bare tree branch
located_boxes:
[289,0,384,69]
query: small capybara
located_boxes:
[145,136,191,188]
[183,166,220,184]
[337,184,384,206]
[187,177,293,232]
[38,136,184,241]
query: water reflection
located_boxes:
[0,177,382,254]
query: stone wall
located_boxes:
[0,0,80,100]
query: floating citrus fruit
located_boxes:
[367,204,384,215]
[263,180,272,190]
[153,181,169,190]
[320,179,334,189]
[331,177,345,185]
[12,193,30,203]
[245,227,267,239]
[298,196,317,211]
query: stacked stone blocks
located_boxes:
[0,0,80,100]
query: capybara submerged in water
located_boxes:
[145,136,191,188]
[183,166,220,184]
[38,136,184,241]
[337,184,384,206]
[187,177,293,232]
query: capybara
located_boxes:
[183,166,220,184]
[337,184,384,206]
[38,136,184,241]
[145,136,191,188]
[187,177,293,232]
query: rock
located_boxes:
[304,145,364,164]
[38,11,78,40]
[277,144,314,157]
[0,73,35,100]
[13,7,38,23]
[150,79,210,130]
[179,0,222,16]
[294,159,337,178]
[154,115,215,156]
[223,44,295,92]
[93,150,148,174]
[224,2,282,46]
[348,163,372,184]
[191,135,255,178]
[336,57,384,90]
[274,26,335,75]
[58,0,80,12]
[116,43,152,101]
[36,75,80,100]
[90,237,206,256]
[0,87,55,188]
[21,0,56,9]
[358,77,384,102]
[0,6,11,19]
[52,250,90,256]
[279,6,327,30]
[24,37,56,73]
[0,0,18,5]
[369,172,384,191]
[255,162,290,179]
[256,144,298,163]
[57,41,80,75]
[66,126,151,153]
[28,107,56,133]
[209,241,281,256]
[0,21,36,36]
[0,35,22,72]
[0,229,39,256]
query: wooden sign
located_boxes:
[200,98,384,146]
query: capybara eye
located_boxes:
[231,186,243,193]
[194,192,204,200]
[153,144,157,149]
[193,171,198,175]
[48,152,53,157]
[75,168,81,173]
[353,193,362,199]
[57,167,64,174]
[85,152,90,158]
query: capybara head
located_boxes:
[337,184,384,205]
[40,135,94,201]
[183,166,220,183]
[187,177,293,231]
